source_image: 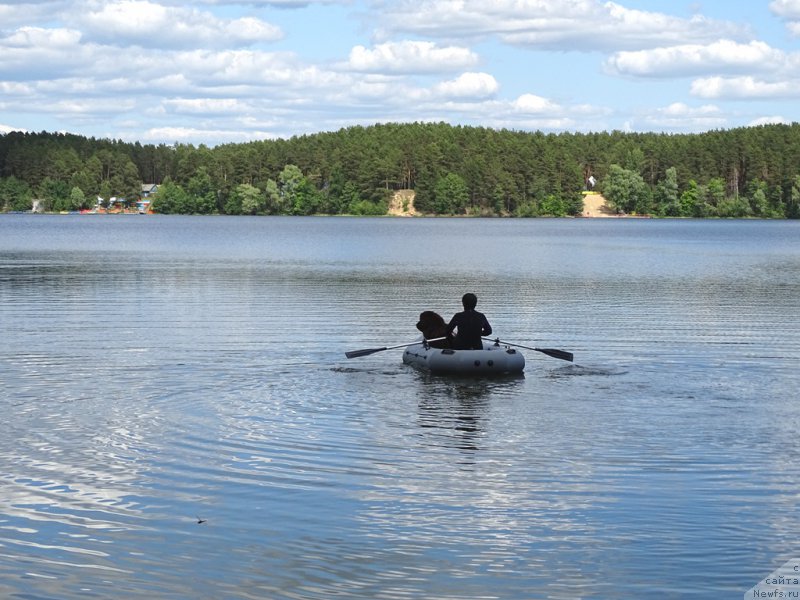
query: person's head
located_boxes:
[462,293,478,310]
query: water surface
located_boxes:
[1,215,799,599]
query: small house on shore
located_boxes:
[141,184,158,197]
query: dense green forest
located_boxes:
[2,122,799,217]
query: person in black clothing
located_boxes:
[445,293,492,350]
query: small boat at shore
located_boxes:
[402,339,525,376]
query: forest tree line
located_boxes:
[1,122,799,218]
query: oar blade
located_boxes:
[345,347,387,359]
[536,348,574,362]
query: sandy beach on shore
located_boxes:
[581,192,617,217]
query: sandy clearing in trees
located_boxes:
[581,192,617,217]
[388,189,417,216]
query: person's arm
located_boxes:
[446,314,459,336]
[481,316,492,336]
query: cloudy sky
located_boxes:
[1,0,799,145]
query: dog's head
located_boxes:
[416,310,451,348]
[416,310,447,336]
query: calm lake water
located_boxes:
[1,214,799,599]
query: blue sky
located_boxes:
[1,0,799,145]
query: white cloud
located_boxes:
[0,27,93,79]
[0,1,67,28]
[492,116,578,130]
[606,40,784,78]
[162,98,251,115]
[139,126,275,144]
[640,102,726,130]
[659,102,720,117]
[0,123,27,134]
[691,76,800,99]
[74,0,283,48]
[4,25,82,47]
[28,96,139,116]
[432,72,498,98]
[0,82,36,96]
[770,0,800,36]
[377,0,750,51]
[153,49,341,93]
[770,0,800,19]
[1,91,139,124]
[512,93,559,114]
[749,115,790,126]
[346,41,478,74]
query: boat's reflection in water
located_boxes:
[414,372,524,455]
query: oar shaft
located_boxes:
[482,337,573,362]
[346,337,446,359]
[383,336,445,351]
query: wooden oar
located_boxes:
[483,337,573,362]
[346,337,446,359]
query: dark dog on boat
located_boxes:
[416,311,452,349]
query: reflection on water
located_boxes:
[417,382,493,453]
[1,215,800,599]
